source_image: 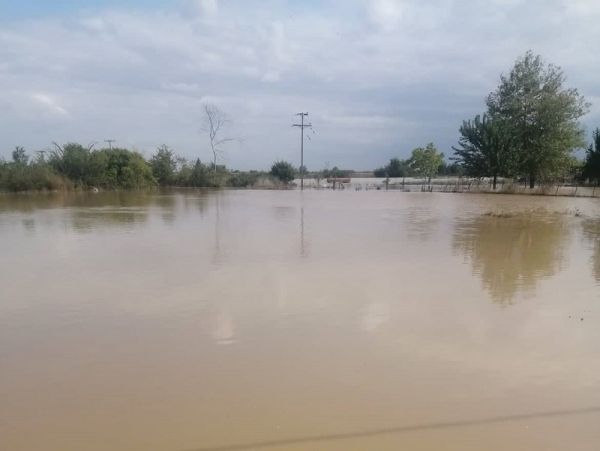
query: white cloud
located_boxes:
[183,0,219,19]
[30,93,69,117]
[368,0,404,31]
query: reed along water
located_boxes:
[2,189,600,451]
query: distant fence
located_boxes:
[294,177,600,198]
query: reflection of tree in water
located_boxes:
[453,212,570,304]
[582,219,600,282]
[70,208,150,231]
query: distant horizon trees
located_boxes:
[374,144,446,180]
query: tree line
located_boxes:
[0,143,301,192]
[374,143,461,179]
[375,51,599,189]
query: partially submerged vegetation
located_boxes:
[0,143,282,192]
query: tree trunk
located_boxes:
[492,174,497,190]
[529,174,535,189]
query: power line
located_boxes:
[104,139,116,150]
[292,112,312,190]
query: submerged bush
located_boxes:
[2,143,282,191]
[0,156,71,192]
[270,160,296,183]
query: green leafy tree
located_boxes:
[270,160,296,183]
[150,145,177,186]
[486,51,589,188]
[49,143,92,185]
[386,158,407,177]
[453,114,516,189]
[408,143,444,182]
[188,159,210,186]
[438,161,464,176]
[582,128,600,185]
[83,148,155,189]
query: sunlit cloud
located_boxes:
[30,93,69,117]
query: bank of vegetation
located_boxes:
[0,143,300,192]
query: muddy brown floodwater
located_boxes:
[1,190,600,451]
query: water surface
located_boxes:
[2,190,600,450]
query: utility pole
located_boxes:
[104,139,115,150]
[293,112,312,190]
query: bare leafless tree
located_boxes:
[201,104,233,172]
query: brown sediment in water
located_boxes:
[1,190,600,451]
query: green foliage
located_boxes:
[408,143,444,180]
[178,159,227,187]
[228,170,265,188]
[486,51,589,187]
[582,128,600,184]
[0,148,71,192]
[47,144,155,190]
[12,146,28,165]
[374,158,409,177]
[49,143,93,185]
[453,114,517,188]
[97,148,156,189]
[150,145,177,186]
[438,161,464,176]
[270,160,296,183]
[4,142,278,192]
[188,159,211,186]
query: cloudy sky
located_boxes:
[1,0,599,170]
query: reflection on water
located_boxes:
[405,205,439,241]
[70,207,150,231]
[300,206,309,258]
[453,211,570,304]
[2,191,600,451]
[582,219,600,282]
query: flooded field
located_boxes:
[2,189,600,451]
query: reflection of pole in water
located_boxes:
[300,206,305,257]
[299,205,309,258]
